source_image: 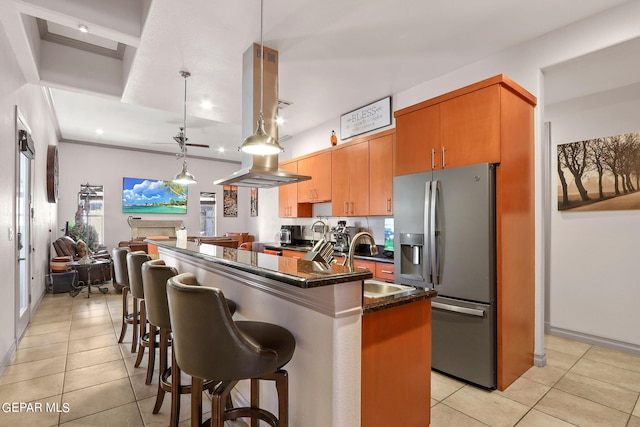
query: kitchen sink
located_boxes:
[363,279,415,298]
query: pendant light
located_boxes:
[173,70,198,185]
[239,0,284,156]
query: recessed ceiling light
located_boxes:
[200,100,213,110]
[78,24,89,33]
[218,147,225,153]
[96,128,104,135]
[275,116,284,125]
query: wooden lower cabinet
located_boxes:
[281,250,306,260]
[374,262,394,282]
[362,299,431,427]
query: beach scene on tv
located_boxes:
[122,177,188,214]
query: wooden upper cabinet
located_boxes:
[297,152,331,203]
[395,104,440,176]
[440,85,501,168]
[278,161,311,218]
[332,141,369,216]
[369,134,394,215]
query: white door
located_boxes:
[16,119,32,340]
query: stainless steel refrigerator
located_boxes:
[393,163,497,389]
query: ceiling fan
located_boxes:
[153,70,210,149]
[172,127,210,149]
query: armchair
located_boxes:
[51,236,112,283]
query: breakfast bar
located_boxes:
[150,238,436,426]
[152,239,370,426]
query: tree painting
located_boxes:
[557,132,640,211]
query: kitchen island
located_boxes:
[149,239,435,426]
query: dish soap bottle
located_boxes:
[330,130,337,146]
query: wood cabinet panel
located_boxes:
[297,152,331,203]
[395,104,440,175]
[353,259,375,274]
[440,85,501,168]
[362,299,431,426]
[281,249,306,260]
[374,262,394,282]
[331,142,369,216]
[278,161,311,218]
[369,134,394,215]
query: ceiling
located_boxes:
[1,0,635,163]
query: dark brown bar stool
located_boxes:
[126,251,152,379]
[142,262,237,427]
[113,247,135,348]
[167,273,295,427]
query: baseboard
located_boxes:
[547,325,640,356]
[0,342,17,379]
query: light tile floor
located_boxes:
[431,335,640,427]
[0,289,248,427]
[1,290,639,426]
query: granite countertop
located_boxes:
[362,288,437,314]
[147,239,372,289]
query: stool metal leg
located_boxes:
[152,327,168,414]
[118,287,130,343]
[135,300,147,368]
[131,296,139,353]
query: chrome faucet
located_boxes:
[310,219,327,246]
[346,231,378,271]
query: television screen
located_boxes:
[383,218,394,251]
[122,177,188,214]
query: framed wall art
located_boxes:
[250,188,258,217]
[557,131,640,212]
[122,177,187,214]
[223,185,238,217]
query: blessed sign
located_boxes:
[340,96,391,139]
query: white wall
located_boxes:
[546,94,640,347]
[276,0,640,356]
[57,143,258,251]
[0,20,59,370]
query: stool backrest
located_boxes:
[111,247,130,286]
[127,252,151,298]
[141,259,177,330]
[167,273,278,381]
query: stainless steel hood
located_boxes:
[214,43,310,188]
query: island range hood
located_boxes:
[214,43,310,188]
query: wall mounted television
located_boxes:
[122,177,188,214]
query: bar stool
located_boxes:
[126,252,152,378]
[113,247,134,347]
[142,262,237,427]
[167,273,295,427]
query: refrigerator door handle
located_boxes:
[430,180,440,285]
[424,180,432,283]
[432,301,485,317]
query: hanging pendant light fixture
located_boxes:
[173,70,198,185]
[239,0,284,156]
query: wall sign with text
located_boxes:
[340,96,391,140]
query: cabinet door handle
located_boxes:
[344,202,348,215]
[441,146,446,168]
[431,148,435,170]
[380,269,393,274]
[350,202,354,214]
[386,198,391,212]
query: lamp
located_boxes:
[173,70,197,185]
[239,0,284,156]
